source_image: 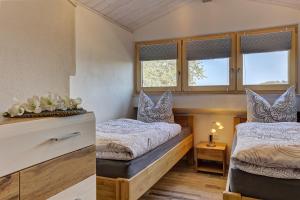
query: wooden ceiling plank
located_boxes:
[89,0,107,9]
[92,0,110,11]
[99,0,130,15]
[77,0,93,4]
[77,0,300,31]
[130,1,189,30]
[84,0,101,7]
[249,0,300,10]
[93,0,117,12]
[112,0,164,28]
[116,0,174,26]
[122,0,184,29]
[108,0,150,21]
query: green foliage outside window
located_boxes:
[142,60,206,87]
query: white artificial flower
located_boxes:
[62,96,72,110]
[71,97,82,109]
[62,97,82,109]
[7,103,25,117]
[23,96,42,113]
[40,93,58,112]
[56,96,67,111]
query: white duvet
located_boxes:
[232,122,300,179]
[96,119,182,160]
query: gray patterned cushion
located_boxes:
[246,87,297,122]
[137,91,174,123]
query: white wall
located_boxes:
[133,0,300,153]
[134,0,300,41]
[0,0,75,112]
[70,6,134,123]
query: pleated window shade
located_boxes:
[241,31,292,54]
[139,43,177,61]
[186,37,232,60]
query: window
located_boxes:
[182,34,235,92]
[136,40,181,92]
[141,60,177,87]
[237,27,297,91]
[243,51,289,85]
[135,25,297,93]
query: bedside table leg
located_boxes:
[187,149,194,165]
[223,151,227,176]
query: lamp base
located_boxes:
[207,134,216,147]
[207,142,216,147]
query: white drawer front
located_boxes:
[0,113,95,177]
[48,175,96,200]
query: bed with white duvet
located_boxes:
[96,118,182,161]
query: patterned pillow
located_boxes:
[246,87,297,123]
[137,91,174,123]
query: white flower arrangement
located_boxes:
[4,93,83,117]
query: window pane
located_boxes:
[142,60,177,87]
[243,51,289,85]
[188,58,230,86]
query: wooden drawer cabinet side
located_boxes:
[0,173,19,200]
[20,145,96,200]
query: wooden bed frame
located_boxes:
[96,115,194,200]
[223,115,258,200]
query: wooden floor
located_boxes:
[140,162,227,200]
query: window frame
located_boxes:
[135,25,298,94]
[182,33,237,92]
[236,25,298,92]
[135,39,182,92]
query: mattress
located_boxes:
[229,134,300,200]
[96,127,191,179]
[230,168,300,200]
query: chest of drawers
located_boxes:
[0,113,96,200]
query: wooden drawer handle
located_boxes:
[50,132,81,142]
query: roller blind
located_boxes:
[139,43,177,61]
[186,37,232,60]
[241,31,292,54]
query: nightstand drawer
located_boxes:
[20,146,96,200]
[197,149,224,161]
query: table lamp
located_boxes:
[207,121,224,147]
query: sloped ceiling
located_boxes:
[75,0,193,32]
[75,0,300,32]
[250,0,300,10]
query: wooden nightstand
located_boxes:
[195,142,227,176]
